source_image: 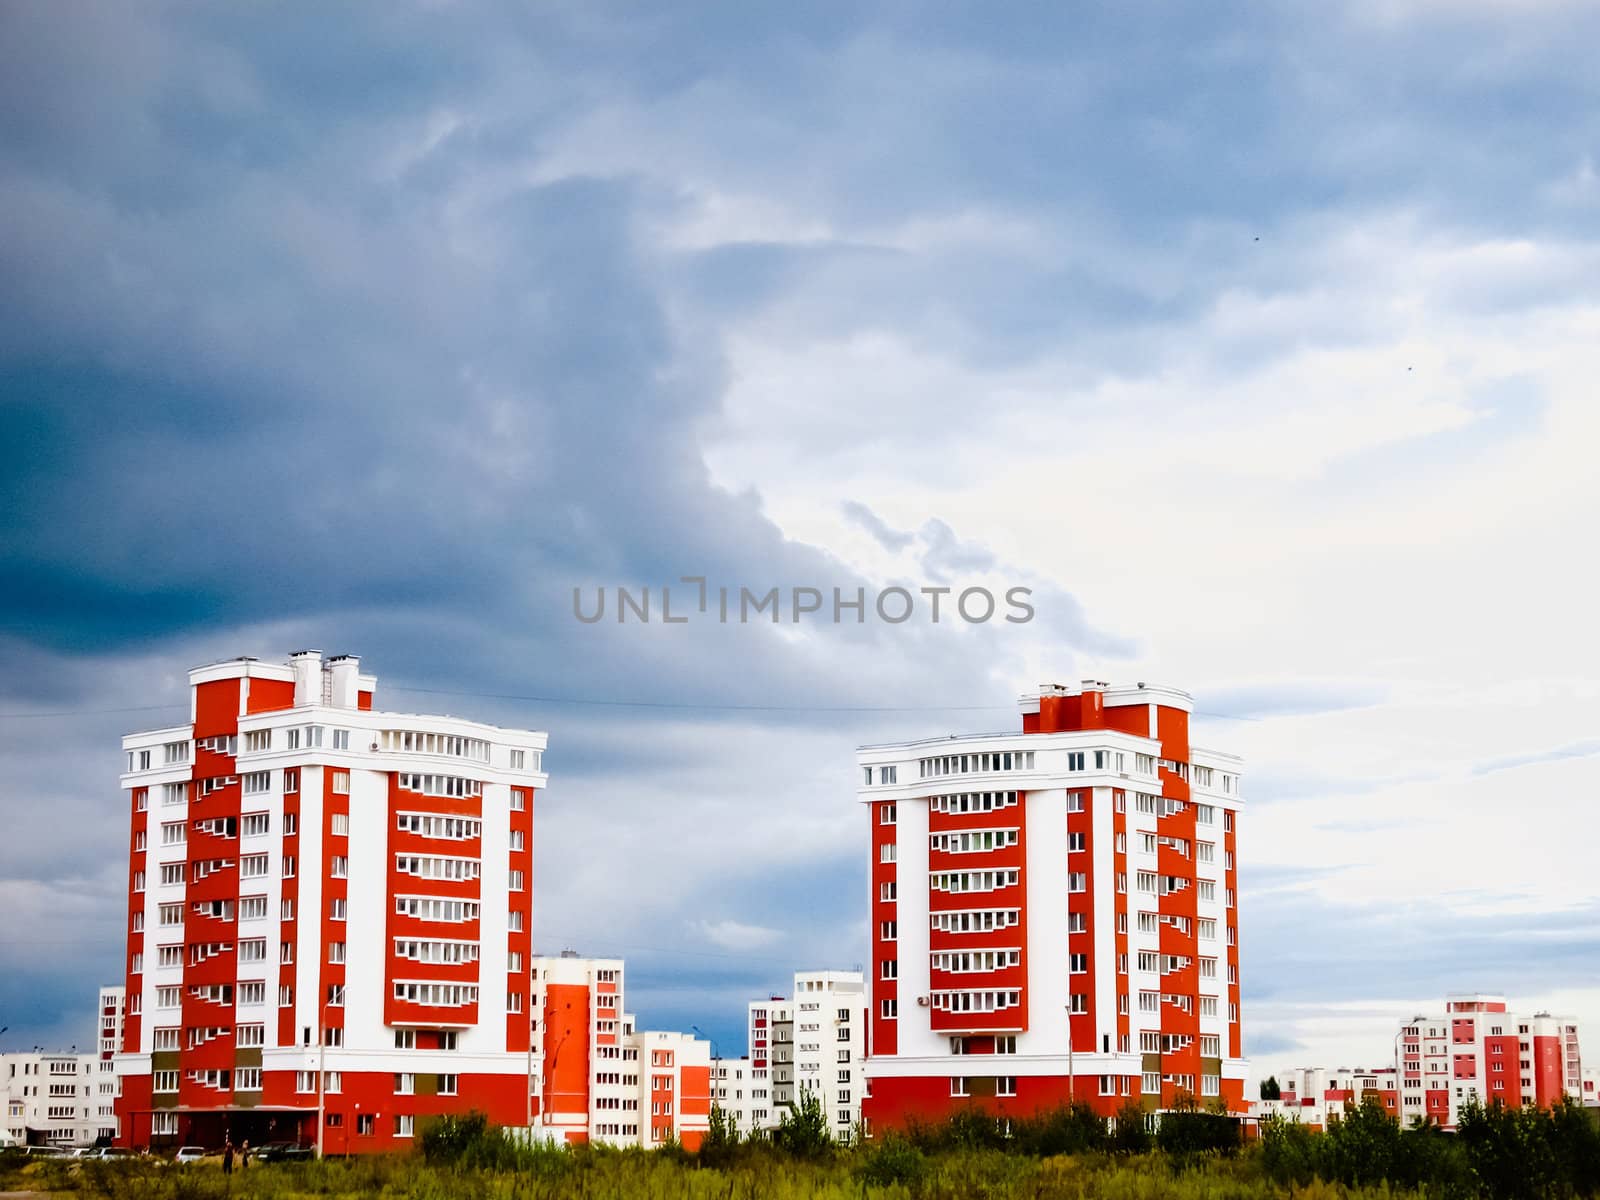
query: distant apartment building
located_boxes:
[708,1056,763,1133]
[95,986,125,1143]
[532,952,711,1149]
[1255,1066,1399,1129]
[745,971,866,1138]
[115,650,549,1152]
[858,681,1248,1130]
[1394,993,1583,1127]
[1,1053,99,1148]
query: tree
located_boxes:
[772,1086,834,1160]
[1259,1075,1281,1101]
[697,1104,742,1169]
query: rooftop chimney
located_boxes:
[327,654,361,708]
[289,650,322,707]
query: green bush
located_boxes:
[854,1132,929,1188]
[1012,1101,1107,1156]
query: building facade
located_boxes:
[858,680,1248,1130]
[1255,1066,1399,1129]
[745,971,865,1139]
[531,952,711,1149]
[114,651,548,1152]
[95,986,126,1143]
[709,1057,764,1134]
[1394,993,1584,1127]
[2,1053,98,1148]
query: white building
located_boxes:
[1254,1066,1400,1128]
[747,970,865,1140]
[2,1053,99,1148]
[94,986,126,1144]
[709,1056,766,1135]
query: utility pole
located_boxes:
[534,1004,547,1139]
[315,986,343,1159]
[1065,1003,1075,1103]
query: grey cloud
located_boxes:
[918,517,997,582]
[1471,737,1600,776]
[1200,680,1390,720]
[841,500,915,553]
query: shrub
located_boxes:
[854,1133,929,1188]
[1109,1100,1153,1156]
[1012,1102,1107,1156]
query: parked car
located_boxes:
[174,1146,208,1164]
[254,1141,314,1163]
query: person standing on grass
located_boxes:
[240,1139,249,1170]
[222,1138,234,1176]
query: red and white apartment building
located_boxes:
[1393,993,1584,1127]
[1256,1066,1401,1129]
[531,952,711,1149]
[114,650,709,1153]
[857,680,1248,1129]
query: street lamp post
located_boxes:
[525,1005,540,1136]
[1064,1004,1075,1103]
[315,986,344,1160]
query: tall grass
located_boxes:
[4,1098,1596,1200]
[0,1150,1444,1200]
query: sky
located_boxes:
[2,0,1599,1082]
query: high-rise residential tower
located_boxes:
[858,681,1248,1129]
[115,651,547,1151]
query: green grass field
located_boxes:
[0,1149,1446,1200]
[5,1097,1595,1200]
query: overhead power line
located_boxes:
[0,687,1264,722]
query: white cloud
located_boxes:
[690,919,786,952]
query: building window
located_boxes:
[394,1115,414,1138]
[951,1077,969,1097]
[997,1076,1016,1096]
[880,999,897,1020]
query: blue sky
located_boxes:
[3,1,1600,1076]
